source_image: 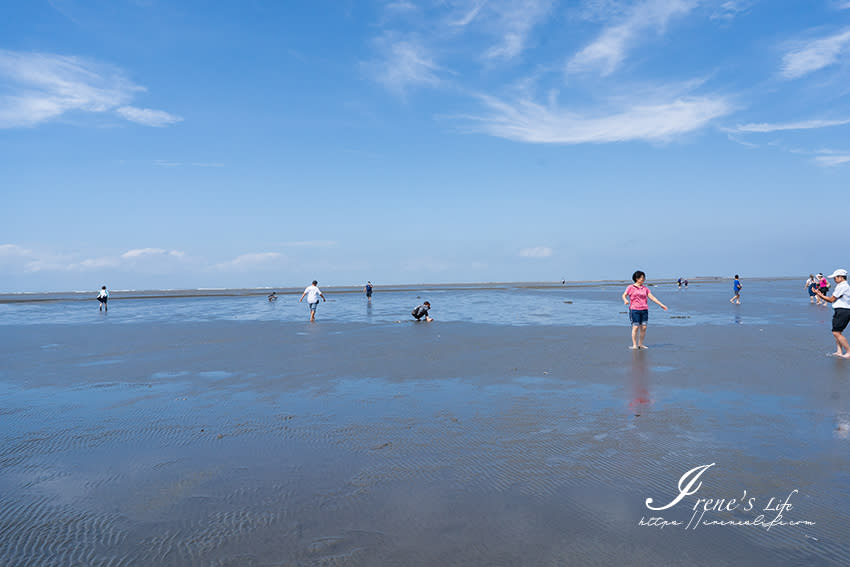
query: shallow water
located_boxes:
[0,278,823,327]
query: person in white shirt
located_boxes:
[299,280,326,322]
[806,274,817,304]
[812,269,850,358]
[97,285,108,312]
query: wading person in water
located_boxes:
[812,269,850,358]
[622,271,667,349]
[299,280,325,322]
[97,285,108,311]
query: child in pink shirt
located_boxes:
[622,270,668,349]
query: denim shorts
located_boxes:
[629,309,649,326]
[308,302,318,312]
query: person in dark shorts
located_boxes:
[364,281,373,302]
[97,285,108,311]
[622,271,667,349]
[729,275,742,304]
[268,291,277,301]
[411,301,433,322]
[817,273,830,300]
[812,269,850,358]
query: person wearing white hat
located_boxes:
[812,269,850,358]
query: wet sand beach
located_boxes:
[2,316,849,566]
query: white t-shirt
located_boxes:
[304,285,321,303]
[98,289,108,299]
[832,281,850,309]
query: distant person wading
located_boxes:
[97,286,108,312]
[299,280,326,322]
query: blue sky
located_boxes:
[2,0,849,292]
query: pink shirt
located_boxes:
[626,284,650,310]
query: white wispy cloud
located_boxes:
[811,148,850,166]
[726,133,759,148]
[519,246,552,258]
[710,1,752,21]
[116,106,182,127]
[3,245,192,274]
[65,247,186,270]
[449,0,489,27]
[0,244,69,273]
[567,0,696,76]
[122,248,184,259]
[0,244,32,256]
[366,35,445,95]
[815,154,850,166]
[464,92,730,144]
[483,0,554,60]
[781,28,850,80]
[730,118,850,133]
[0,49,181,128]
[214,252,284,271]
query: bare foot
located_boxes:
[629,345,638,350]
[829,352,843,357]
[638,345,648,349]
[841,353,850,359]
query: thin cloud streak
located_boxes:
[0,49,180,128]
[116,106,182,127]
[519,246,552,258]
[366,36,445,95]
[213,252,285,271]
[731,118,850,132]
[465,93,731,144]
[710,1,752,21]
[781,28,850,79]
[450,0,489,27]
[0,244,32,256]
[567,0,696,76]
[483,0,554,60]
[122,248,184,259]
[815,154,850,166]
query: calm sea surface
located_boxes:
[0,278,821,327]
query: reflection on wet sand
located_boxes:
[629,350,651,417]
